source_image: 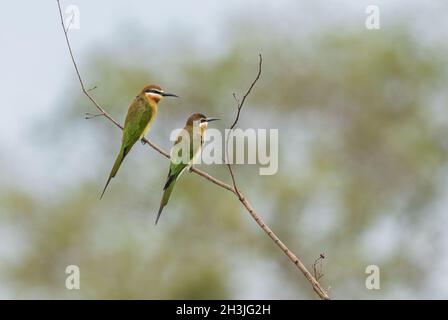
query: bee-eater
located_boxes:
[156,113,219,224]
[100,84,178,199]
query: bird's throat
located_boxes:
[145,93,161,105]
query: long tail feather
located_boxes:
[156,176,177,225]
[100,147,127,199]
[100,175,113,200]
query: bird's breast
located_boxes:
[140,102,157,138]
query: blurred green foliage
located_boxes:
[1,20,448,299]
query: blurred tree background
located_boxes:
[1,0,448,299]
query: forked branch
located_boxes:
[224,54,329,300]
[56,0,329,300]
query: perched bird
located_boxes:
[100,84,178,199]
[156,113,219,224]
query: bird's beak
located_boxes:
[161,92,179,98]
[205,117,220,123]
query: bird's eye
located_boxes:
[146,89,161,94]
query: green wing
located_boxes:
[156,127,202,224]
[100,96,153,199]
[122,96,153,149]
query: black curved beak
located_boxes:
[162,92,179,98]
[205,117,220,123]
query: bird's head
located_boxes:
[186,113,220,129]
[141,84,178,103]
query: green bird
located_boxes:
[101,84,178,199]
[156,113,219,224]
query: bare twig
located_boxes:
[85,112,105,120]
[313,253,326,281]
[224,54,330,300]
[87,85,98,92]
[224,55,262,197]
[56,0,329,300]
[229,54,262,131]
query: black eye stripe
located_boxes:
[145,89,162,94]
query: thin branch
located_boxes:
[229,54,262,131]
[225,54,330,300]
[313,253,326,281]
[85,112,105,120]
[56,0,329,300]
[57,0,122,130]
[87,85,98,92]
[225,55,262,197]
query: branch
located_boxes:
[56,0,329,300]
[313,253,326,281]
[229,55,262,131]
[225,55,330,300]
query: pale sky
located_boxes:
[1,0,447,299]
[1,1,446,188]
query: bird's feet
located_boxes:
[189,165,194,173]
[141,138,147,145]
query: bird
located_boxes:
[100,84,178,199]
[156,113,219,224]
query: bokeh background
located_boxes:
[1,0,448,299]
